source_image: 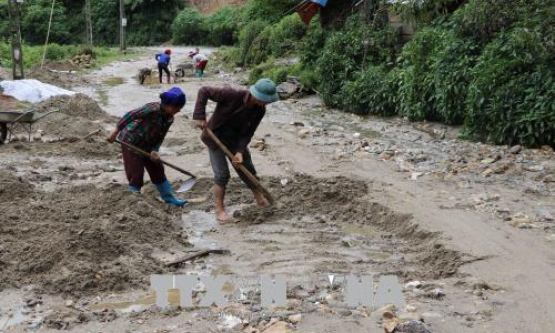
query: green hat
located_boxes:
[249,78,279,104]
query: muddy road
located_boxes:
[1,47,554,333]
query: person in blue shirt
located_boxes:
[155,49,172,84]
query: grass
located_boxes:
[0,42,139,72]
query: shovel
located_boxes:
[204,128,275,205]
[115,139,196,192]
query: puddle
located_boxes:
[0,309,30,329]
[182,210,220,249]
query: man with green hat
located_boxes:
[193,78,279,222]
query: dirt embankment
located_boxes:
[0,172,186,297]
[2,93,119,158]
[189,0,247,13]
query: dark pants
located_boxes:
[122,147,165,187]
[158,63,170,83]
[209,147,257,189]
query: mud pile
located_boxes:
[0,177,184,296]
[30,93,113,142]
[0,172,34,203]
[36,94,108,121]
[27,62,87,89]
[186,174,465,279]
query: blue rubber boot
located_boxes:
[155,180,188,207]
[126,185,141,193]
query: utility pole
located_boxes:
[119,0,126,51]
[85,0,93,49]
[7,0,24,80]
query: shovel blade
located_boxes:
[177,178,196,193]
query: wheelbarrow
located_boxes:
[0,109,61,144]
[174,62,195,78]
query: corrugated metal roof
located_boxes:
[310,0,329,7]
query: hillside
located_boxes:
[189,0,247,13]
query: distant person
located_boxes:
[189,47,209,78]
[107,87,187,207]
[193,79,279,222]
[155,49,172,84]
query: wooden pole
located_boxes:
[204,128,275,205]
[7,0,24,80]
[40,0,56,69]
[119,0,126,51]
[85,0,93,48]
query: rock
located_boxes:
[396,320,433,333]
[252,140,266,151]
[405,305,417,313]
[404,281,422,291]
[65,300,74,307]
[353,132,361,138]
[546,234,555,242]
[543,174,554,183]
[397,161,415,172]
[482,168,494,176]
[526,165,544,172]
[421,312,442,321]
[397,312,421,322]
[509,145,522,154]
[262,321,291,333]
[538,208,554,221]
[382,311,398,333]
[428,288,445,299]
[508,213,532,228]
[276,82,298,99]
[411,172,424,180]
[289,122,305,127]
[287,314,302,324]
[280,179,289,187]
[541,145,554,153]
[379,151,394,160]
[58,165,74,172]
[298,128,310,139]
[286,299,302,310]
[219,314,243,331]
[481,158,496,164]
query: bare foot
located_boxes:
[216,210,230,223]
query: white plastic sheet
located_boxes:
[0,79,75,103]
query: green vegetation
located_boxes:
[0,0,183,46]
[218,0,554,147]
[0,41,134,70]
[2,0,552,147]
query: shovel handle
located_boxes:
[116,140,196,179]
[204,128,274,205]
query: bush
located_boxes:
[172,8,207,45]
[242,0,299,24]
[206,6,243,46]
[464,27,555,146]
[299,18,327,67]
[430,34,478,124]
[213,46,242,69]
[340,66,401,116]
[248,59,290,85]
[315,14,398,107]
[450,0,521,45]
[244,14,308,66]
[397,27,444,121]
[238,20,268,65]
